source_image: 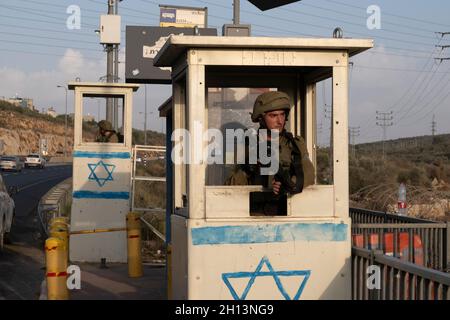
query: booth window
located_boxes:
[82,95,125,144]
[206,87,271,186]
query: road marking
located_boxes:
[19,175,71,192]
[0,280,27,300]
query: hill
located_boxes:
[0,100,165,156]
[349,134,450,221]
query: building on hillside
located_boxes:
[2,96,35,111]
[83,113,95,122]
[46,107,58,118]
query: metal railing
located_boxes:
[350,207,435,224]
[131,145,166,213]
[352,247,450,300]
[350,208,450,272]
[131,145,167,245]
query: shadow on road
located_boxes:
[0,207,46,300]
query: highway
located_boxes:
[0,165,72,300]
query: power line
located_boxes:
[298,0,438,34]
[0,38,103,52]
[0,1,441,63]
[192,0,438,47]
[0,48,104,61]
[0,31,99,45]
[321,0,450,28]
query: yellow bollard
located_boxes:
[167,244,172,300]
[126,212,143,278]
[50,227,69,269]
[45,237,69,300]
[49,217,69,230]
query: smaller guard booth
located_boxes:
[156,36,373,300]
[68,82,139,263]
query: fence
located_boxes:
[350,208,450,272]
[352,247,450,300]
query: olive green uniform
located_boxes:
[225,90,315,215]
[225,131,315,189]
[96,120,119,143]
[96,133,119,143]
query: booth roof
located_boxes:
[153,36,374,67]
[68,82,140,91]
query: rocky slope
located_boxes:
[0,109,74,156]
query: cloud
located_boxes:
[58,49,85,75]
[0,49,105,114]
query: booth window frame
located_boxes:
[170,48,350,220]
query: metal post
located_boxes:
[233,0,240,25]
[113,0,120,130]
[64,89,68,159]
[446,222,450,272]
[144,85,147,145]
[106,0,114,124]
[57,86,68,159]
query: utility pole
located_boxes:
[436,32,450,38]
[349,126,360,158]
[431,114,437,137]
[144,85,147,145]
[376,111,394,161]
[233,0,240,24]
[317,122,323,147]
[113,0,120,131]
[57,85,68,159]
[106,0,114,124]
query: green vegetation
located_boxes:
[0,100,66,125]
[318,134,450,220]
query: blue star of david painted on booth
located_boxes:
[222,256,311,300]
[88,160,116,187]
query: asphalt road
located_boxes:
[0,165,72,300]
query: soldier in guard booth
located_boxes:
[226,91,315,215]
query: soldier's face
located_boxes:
[263,110,286,131]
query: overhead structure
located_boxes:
[248,0,302,11]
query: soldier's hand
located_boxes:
[272,180,282,195]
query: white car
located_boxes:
[25,154,46,169]
[0,174,15,250]
[0,156,24,172]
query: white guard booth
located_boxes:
[155,36,373,299]
[68,82,139,263]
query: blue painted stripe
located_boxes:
[73,191,130,200]
[73,151,131,159]
[192,223,348,245]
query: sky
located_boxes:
[0,0,450,144]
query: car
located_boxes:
[0,174,15,250]
[0,156,24,172]
[25,153,46,169]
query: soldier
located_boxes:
[96,120,119,143]
[225,91,315,214]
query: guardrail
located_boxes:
[352,247,450,300]
[350,208,450,272]
[37,178,72,236]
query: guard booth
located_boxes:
[68,82,139,262]
[155,36,373,299]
